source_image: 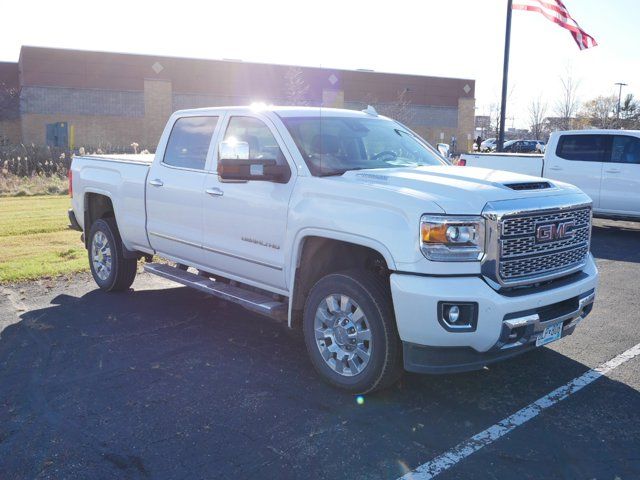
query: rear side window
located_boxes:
[556,134,609,162]
[611,135,640,165]
[163,116,219,170]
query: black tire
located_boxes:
[303,269,403,394]
[88,217,137,292]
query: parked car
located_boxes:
[68,107,598,393]
[501,139,541,153]
[459,129,640,221]
[480,138,496,152]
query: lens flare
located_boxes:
[356,395,364,405]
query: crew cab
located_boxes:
[460,130,640,221]
[69,106,599,393]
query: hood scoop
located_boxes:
[504,181,551,191]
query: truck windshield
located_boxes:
[281,116,447,176]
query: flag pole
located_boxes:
[497,0,513,152]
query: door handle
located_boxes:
[548,165,562,171]
[149,179,164,187]
[205,187,224,197]
[605,168,621,173]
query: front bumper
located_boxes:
[390,254,598,373]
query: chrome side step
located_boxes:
[144,263,288,322]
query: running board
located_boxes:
[144,263,288,322]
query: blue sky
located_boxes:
[2,0,638,127]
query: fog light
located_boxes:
[438,302,478,332]
[447,305,460,323]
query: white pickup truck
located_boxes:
[460,130,640,221]
[69,106,598,393]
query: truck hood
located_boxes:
[339,165,579,215]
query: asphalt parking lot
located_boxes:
[1,218,639,480]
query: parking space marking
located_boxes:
[399,342,640,480]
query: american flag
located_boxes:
[512,0,598,50]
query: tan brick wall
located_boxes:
[322,89,344,108]
[144,79,173,148]
[412,126,459,150]
[0,119,21,145]
[21,114,144,148]
[457,97,476,153]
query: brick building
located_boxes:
[0,46,475,150]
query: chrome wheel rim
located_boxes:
[91,231,112,281]
[314,294,372,377]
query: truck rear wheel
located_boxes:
[303,269,402,394]
[88,218,137,292]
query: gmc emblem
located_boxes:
[535,220,576,243]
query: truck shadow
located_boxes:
[1,285,639,479]
[591,218,640,264]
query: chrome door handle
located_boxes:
[149,179,164,187]
[605,168,621,173]
[205,187,224,197]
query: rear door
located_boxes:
[544,133,609,208]
[599,134,640,217]
[146,115,220,264]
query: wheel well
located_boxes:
[84,193,115,247]
[291,237,390,328]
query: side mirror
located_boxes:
[218,158,290,183]
[436,143,450,158]
[218,141,290,183]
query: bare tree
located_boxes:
[579,95,617,129]
[553,72,580,130]
[283,67,310,106]
[382,89,414,126]
[528,96,548,140]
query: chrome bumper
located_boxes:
[497,289,596,351]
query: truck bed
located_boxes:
[80,153,155,165]
[71,153,154,253]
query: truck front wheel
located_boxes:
[88,218,137,292]
[303,270,402,393]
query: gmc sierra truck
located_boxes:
[460,130,640,221]
[68,106,598,393]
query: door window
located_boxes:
[163,116,218,170]
[222,117,286,164]
[556,134,610,162]
[611,135,640,165]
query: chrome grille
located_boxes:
[501,208,591,237]
[500,245,589,280]
[497,206,591,284]
[501,226,590,258]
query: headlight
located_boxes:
[420,215,485,261]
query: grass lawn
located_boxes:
[0,195,87,282]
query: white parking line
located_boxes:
[399,342,640,480]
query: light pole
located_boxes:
[615,82,628,121]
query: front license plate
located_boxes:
[536,322,563,347]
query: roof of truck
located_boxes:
[552,129,640,135]
[173,105,389,119]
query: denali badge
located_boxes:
[535,220,576,243]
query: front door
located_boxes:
[146,115,220,264]
[545,133,608,209]
[599,134,640,217]
[201,115,295,291]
